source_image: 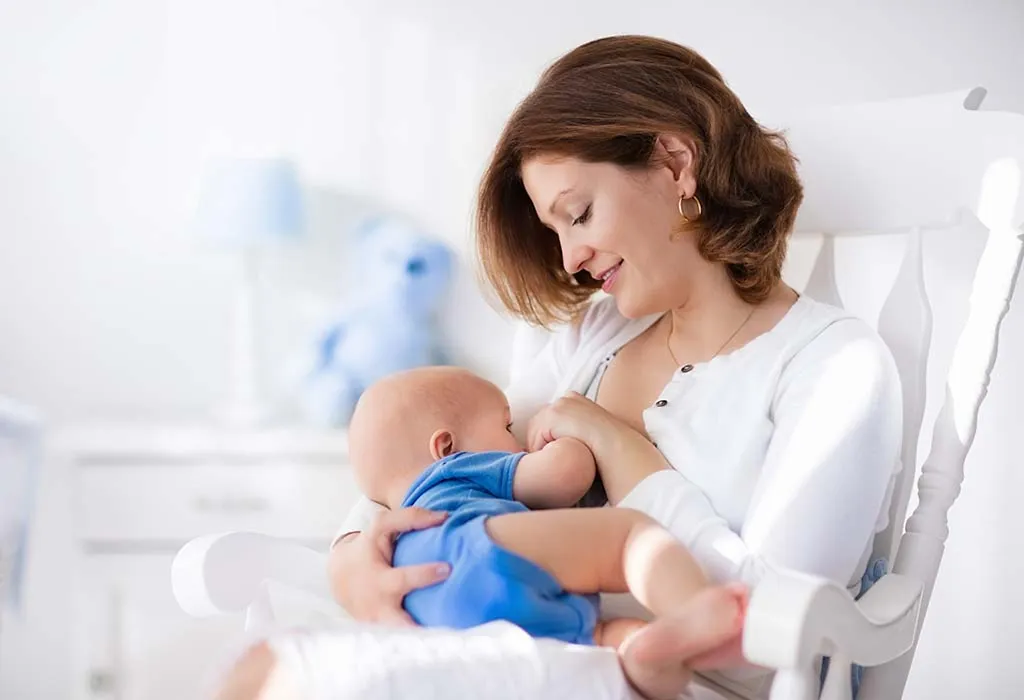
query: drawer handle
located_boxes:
[191,496,271,513]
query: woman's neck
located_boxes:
[664,266,775,362]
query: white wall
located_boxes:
[2,0,1023,697]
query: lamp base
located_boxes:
[216,249,276,429]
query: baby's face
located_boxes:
[455,381,523,455]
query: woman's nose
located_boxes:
[561,240,594,276]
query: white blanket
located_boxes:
[255,581,747,700]
[269,620,642,700]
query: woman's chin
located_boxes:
[611,292,651,320]
[609,280,671,319]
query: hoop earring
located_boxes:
[677,193,703,223]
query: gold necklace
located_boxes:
[666,304,757,368]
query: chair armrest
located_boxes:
[171,532,330,618]
[742,570,922,699]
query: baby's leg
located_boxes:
[592,595,748,699]
[486,509,745,699]
[618,586,747,700]
[593,618,647,650]
[486,507,707,617]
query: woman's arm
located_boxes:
[618,321,903,587]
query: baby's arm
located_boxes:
[512,437,596,509]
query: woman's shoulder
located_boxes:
[783,295,899,385]
[795,296,888,347]
[770,296,904,438]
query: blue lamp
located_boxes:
[194,157,304,426]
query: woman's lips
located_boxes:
[601,263,622,292]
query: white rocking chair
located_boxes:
[171,87,1024,700]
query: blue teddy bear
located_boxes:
[299,216,454,426]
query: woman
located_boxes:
[327,34,902,687]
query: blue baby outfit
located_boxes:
[392,451,600,644]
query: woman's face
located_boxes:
[520,141,700,319]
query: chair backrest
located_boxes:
[766,87,1024,698]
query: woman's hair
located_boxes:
[476,35,803,326]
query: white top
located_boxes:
[338,293,903,592]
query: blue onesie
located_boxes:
[392,451,600,644]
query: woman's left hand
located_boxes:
[525,391,622,453]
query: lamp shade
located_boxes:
[193,157,304,247]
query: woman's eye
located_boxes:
[571,204,592,227]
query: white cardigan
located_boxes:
[338,293,903,593]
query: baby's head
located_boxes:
[348,366,522,509]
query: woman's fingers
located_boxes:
[376,608,419,627]
[526,393,596,452]
[327,510,449,622]
[525,412,555,453]
[526,425,542,452]
[388,562,452,598]
[372,507,448,540]
[370,508,447,560]
[528,430,551,453]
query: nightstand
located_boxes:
[54,423,355,700]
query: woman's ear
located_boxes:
[429,429,455,461]
[655,133,698,198]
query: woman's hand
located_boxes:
[528,392,671,505]
[525,391,619,453]
[327,507,450,625]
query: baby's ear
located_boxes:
[429,429,455,461]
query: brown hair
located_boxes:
[476,35,803,326]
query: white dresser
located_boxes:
[54,424,355,700]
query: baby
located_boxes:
[348,366,747,700]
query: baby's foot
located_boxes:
[619,585,747,700]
